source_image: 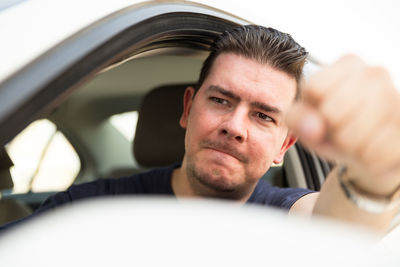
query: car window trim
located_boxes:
[0,3,248,147]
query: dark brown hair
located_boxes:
[196,25,308,99]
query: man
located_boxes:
[172,26,309,204]
[3,25,400,233]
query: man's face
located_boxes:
[180,53,297,198]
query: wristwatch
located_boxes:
[338,166,400,213]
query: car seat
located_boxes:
[133,84,189,167]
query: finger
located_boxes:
[302,55,365,107]
[318,71,364,130]
[286,103,326,145]
[362,118,400,173]
[329,67,392,154]
[286,103,348,161]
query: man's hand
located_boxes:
[287,55,400,199]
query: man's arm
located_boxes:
[287,55,400,233]
[313,168,398,232]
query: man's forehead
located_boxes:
[203,53,297,108]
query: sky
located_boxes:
[1,0,398,87]
[196,0,400,88]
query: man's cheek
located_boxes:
[254,138,277,165]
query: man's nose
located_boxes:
[219,108,248,142]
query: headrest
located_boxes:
[0,148,14,190]
[133,84,192,167]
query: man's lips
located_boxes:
[208,147,240,161]
[200,139,248,163]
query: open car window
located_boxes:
[0,0,326,232]
[109,111,139,143]
[6,119,80,194]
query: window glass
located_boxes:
[109,111,139,142]
[6,119,80,193]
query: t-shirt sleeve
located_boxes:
[268,187,314,209]
[247,181,314,210]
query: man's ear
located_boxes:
[273,133,297,164]
[179,86,195,129]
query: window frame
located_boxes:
[0,3,248,147]
[0,2,328,211]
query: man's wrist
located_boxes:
[337,166,400,213]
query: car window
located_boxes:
[5,119,80,193]
[109,111,139,142]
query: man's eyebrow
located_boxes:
[251,102,282,115]
[207,85,282,115]
[207,85,241,102]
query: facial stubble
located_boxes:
[185,157,256,200]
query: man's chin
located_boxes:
[197,173,236,193]
[187,163,243,194]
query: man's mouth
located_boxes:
[200,140,248,163]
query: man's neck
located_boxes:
[171,166,197,198]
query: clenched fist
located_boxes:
[287,55,400,197]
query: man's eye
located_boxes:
[210,97,228,105]
[256,112,273,122]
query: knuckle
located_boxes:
[302,78,323,105]
[337,54,365,66]
[361,66,395,98]
[320,102,337,126]
[332,128,349,152]
[363,66,389,79]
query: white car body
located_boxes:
[0,0,399,264]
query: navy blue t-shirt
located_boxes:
[36,164,312,214]
[1,164,313,232]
